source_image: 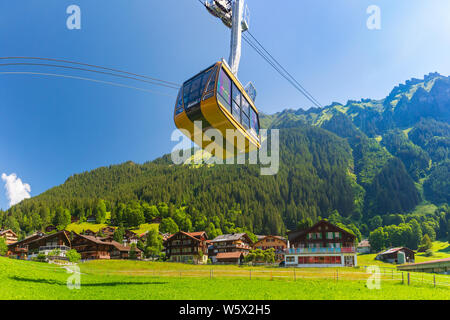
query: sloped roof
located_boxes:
[211,233,251,243]
[165,231,207,242]
[26,230,71,247]
[288,220,356,242]
[216,252,244,260]
[379,247,414,255]
[398,257,450,267]
[0,229,17,237]
[7,232,44,247]
[358,239,371,247]
[187,231,207,238]
[254,235,286,242]
[74,234,141,252]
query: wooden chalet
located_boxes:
[0,229,18,244]
[215,252,245,264]
[285,220,357,267]
[109,240,142,260]
[376,247,415,264]
[72,234,114,260]
[253,235,287,262]
[357,239,371,254]
[7,231,45,259]
[26,231,72,260]
[71,234,142,260]
[123,230,139,246]
[160,232,171,241]
[164,231,209,264]
[208,233,253,264]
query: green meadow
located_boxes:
[357,240,450,267]
[0,257,449,300]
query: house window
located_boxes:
[286,256,295,263]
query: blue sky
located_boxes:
[1,0,450,209]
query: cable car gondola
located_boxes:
[174,60,260,159]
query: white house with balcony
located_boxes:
[285,220,357,267]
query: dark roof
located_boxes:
[288,220,356,243]
[26,230,71,247]
[7,232,45,247]
[211,233,252,244]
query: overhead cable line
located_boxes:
[0,56,181,88]
[196,0,322,108]
[0,62,180,90]
[246,30,323,108]
[242,33,322,108]
[0,71,176,98]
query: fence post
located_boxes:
[407,272,410,286]
[294,268,296,281]
[271,271,273,281]
[337,270,339,281]
[402,272,404,284]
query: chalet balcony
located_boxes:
[39,245,70,252]
[285,247,355,254]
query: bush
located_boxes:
[35,253,47,262]
[66,249,81,263]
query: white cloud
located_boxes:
[1,173,31,207]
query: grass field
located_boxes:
[66,222,108,233]
[357,241,450,267]
[128,223,158,235]
[1,257,449,300]
[65,222,158,235]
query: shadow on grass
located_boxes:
[9,276,167,287]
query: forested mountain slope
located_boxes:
[1,73,449,240]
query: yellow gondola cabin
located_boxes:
[174,60,261,160]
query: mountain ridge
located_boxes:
[1,72,449,240]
